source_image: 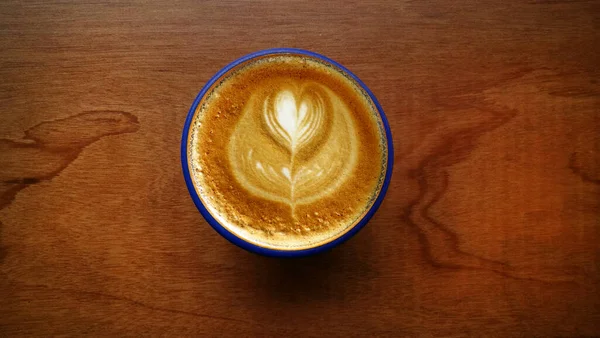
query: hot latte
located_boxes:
[186,52,388,250]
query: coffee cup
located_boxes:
[181,48,393,257]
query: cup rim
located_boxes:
[181,48,394,257]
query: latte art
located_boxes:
[228,82,358,214]
[187,54,387,250]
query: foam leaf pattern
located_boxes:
[228,81,358,213]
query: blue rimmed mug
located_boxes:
[181,48,393,257]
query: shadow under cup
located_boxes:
[181,48,394,257]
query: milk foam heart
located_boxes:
[228,82,358,215]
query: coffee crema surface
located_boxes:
[188,54,387,250]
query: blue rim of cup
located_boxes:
[181,48,394,258]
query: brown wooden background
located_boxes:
[1,1,599,336]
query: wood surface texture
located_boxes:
[1,1,599,336]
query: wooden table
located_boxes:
[1,1,598,336]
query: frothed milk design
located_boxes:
[187,54,387,250]
[229,81,358,215]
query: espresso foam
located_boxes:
[229,80,358,208]
[188,54,387,250]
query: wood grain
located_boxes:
[1,1,599,336]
